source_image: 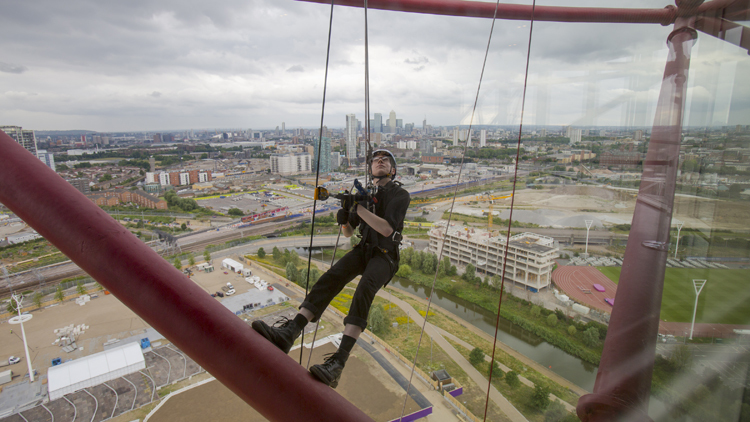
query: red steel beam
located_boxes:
[296,0,678,24]
[0,133,373,422]
[576,15,697,422]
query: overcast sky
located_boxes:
[1,0,748,132]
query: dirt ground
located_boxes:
[147,342,422,422]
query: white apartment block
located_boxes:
[428,223,558,292]
[179,172,190,186]
[158,172,171,186]
[270,153,312,175]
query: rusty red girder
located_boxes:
[296,0,679,24]
[576,15,697,422]
[0,133,374,422]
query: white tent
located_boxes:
[47,342,146,400]
[222,258,244,273]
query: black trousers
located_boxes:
[300,245,397,330]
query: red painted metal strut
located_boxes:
[576,15,697,422]
[296,0,679,24]
[0,134,374,422]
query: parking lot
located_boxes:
[0,344,204,422]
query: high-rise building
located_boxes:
[37,150,56,171]
[313,137,332,173]
[569,128,582,145]
[480,129,487,147]
[634,130,643,141]
[345,114,358,164]
[540,128,547,138]
[282,122,285,134]
[422,117,427,131]
[453,126,459,145]
[388,110,397,133]
[374,113,383,133]
[1,125,37,156]
[269,153,312,175]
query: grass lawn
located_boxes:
[596,267,750,325]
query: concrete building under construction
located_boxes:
[428,222,558,292]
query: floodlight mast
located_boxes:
[690,279,707,340]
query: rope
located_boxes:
[483,2,537,419]
[299,0,335,365]
[306,225,344,369]
[363,0,373,190]
[398,0,504,419]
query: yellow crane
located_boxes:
[479,194,513,233]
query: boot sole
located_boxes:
[251,321,291,354]
[310,365,339,389]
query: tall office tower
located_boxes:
[345,114,358,164]
[634,130,643,141]
[453,127,459,145]
[540,128,547,138]
[282,122,285,134]
[374,113,383,133]
[562,125,572,137]
[1,125,37,156]
[422,117,427,131]
[37,150,56,171]
[480,129,487,147]
[404,123,414,133]
[569,128,582,145]
[388,110,397,133]
[313,137,332,173]
[396,119,403,129]
[466,133,472,147]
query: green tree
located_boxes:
[6,299,19,314]
[546,314,558,327]
[449,265,457,276]
[203,250,211,262]
[228,208,244,217]
[505,370,520,389]
[272,246,282,262]
[200,153,208,159]
[531,305,542,317]
[173,257,182,269]
[463,264,476,281]
[583,327,600,347]
[396,264,412,278]
[55,284,65,303]
[490,360,502,377]
[188,255,196,266]
[285,262,299,283]
[440,256,451,276]
[368,304,389,335]
[33,292,43,308]
[544,400,568,422]
[567,325,576,336]
[181,223,188,230]
[76,281,86,295]
[290,249,300,266]
[531,384,551,411]
[422,253,437,274]
[469,347,484,366]
[669,344,693,371]
[257,247,266,259]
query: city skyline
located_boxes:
[1,0,748,132]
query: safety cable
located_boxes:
[299,0,335,366]
[398,0,504,419]
[483,2,536,419]
[363,0,373,190]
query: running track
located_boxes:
[552,266,618,313]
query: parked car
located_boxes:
[223,271,228,274]
[226,289,236,296]
[8,356,20,365]
[267,286,274,291]
[216,291,224,298]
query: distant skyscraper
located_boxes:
[540,128,547,138]
[634,130,643,141]
[422,117,427,131]
[388,110,397,133]
[345,114,358,164]
[37,150,56,171]
[453,126,459,145]
[480,129,487,147]
[1,125,37,156]
[282,122,285,134]
[374,113,383,133]
[569,128,582,145]
[314,137,332,173]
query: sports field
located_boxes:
[596,267,750,325]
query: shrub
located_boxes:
[567,325,576,336]
[531,383,551,411]
[257,247,266,259]
[469,347,484,365]
[583,327,600,347]
[546,314,558,327]
[505,370,520,389]
[531,305,542,317]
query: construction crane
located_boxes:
[479,194,512,234]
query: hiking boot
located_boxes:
[251,317,302,354]
[309,350,349,388]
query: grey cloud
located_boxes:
[0,62,28,74]
[405,56,428,65]
[150,91,162,97]
[286,65,304,72]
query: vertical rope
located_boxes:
[299,0,335,365]
[398,0,503,419]
[363,0,373,189]
[483,1,536,420]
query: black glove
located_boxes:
[336,209,349,225]
[348,203,362,228]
